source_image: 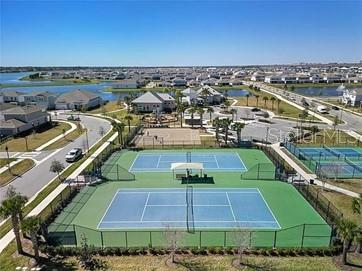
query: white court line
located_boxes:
[146,204,230,207]
[156,155,162,168]
[140,192,150,222]
[256,188,281,229]
[117,191,260,194]
[225,192,237,222]
[213,154,220,169]
[128,152,139,172]
[97,190,123,229]
[100,220,279,223]
[234,152,248,171]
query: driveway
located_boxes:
[0,114,111,201]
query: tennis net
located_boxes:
[186,185,195,233]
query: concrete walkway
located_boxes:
[271,143,359,198]
[0,122,116,254]
[35,120,77,151]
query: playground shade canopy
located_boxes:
[171,162,204,170]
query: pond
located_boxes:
[221,89,250,97]
[0,72,52,85]
[294,86,345,97]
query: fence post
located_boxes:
[273,231,277,248]
[125,231,128,248]
[101,231,104,248]
[117,164,119,181]
[73,224,77,247]
[199,231,202,248]
[301,224,306,248]
[224,231,227,247]
[149,232,152,248]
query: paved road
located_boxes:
[0,114,111,201]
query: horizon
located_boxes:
[1,0,362,66]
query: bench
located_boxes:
[175,173,186,179]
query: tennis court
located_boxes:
[318,160,362,178]
[300,146,362,159]
[98,188,280,230]
[129,152,247,172]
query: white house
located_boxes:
[342,88,362,107]
[131,91,176,113]
[196,85,224,104]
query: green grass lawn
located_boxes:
[0,159,35,187]
[296,129,360,146]
[0,158,15,168]
[105,109,140,126]
[88,101,124,114]
[43,125,85,150]
[48,148,330,248]
[0,122,72,152]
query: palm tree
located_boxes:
[224,99,231,111]
[0,189,28,254]
[213,117,220,142]
[230,108,237,121]
[188,107,196,128]
[262,96,269,109]
[112,120,125,145]
[337,219,358,265]
[352,193,362,214]
[197,108,205,128]
[124,96,131,113]
[245,94,250,106]
[270,97,276,111]
[255,95,260,107]
[232,122,245,146]
[124,115,133,132]
[222,118,232,145]
[206,107,214,123]
[200,88,211,105]
[21,216,41,263]
[177,104,186,128]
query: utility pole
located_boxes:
[5,146,11,174]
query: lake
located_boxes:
[294,86,345,97]
[0,72,52,85]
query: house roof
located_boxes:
[196,85,222,96]
[131,91,175,104]
[0,119,26,129]
[55,89,100,104]
[0,91,25,97]
[182,88,197,95]
[2,105,44,115]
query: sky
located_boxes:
[1,0,362,66]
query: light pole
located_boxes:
[24,136,29,151]
[5,146,11,174]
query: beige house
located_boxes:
[131,91,175,113]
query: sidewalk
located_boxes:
[35,120,77,151]
[271,143,359,198]
[0,126,116,254]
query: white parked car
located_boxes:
[65,148,83,162]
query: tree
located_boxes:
[197,107,204,128]
[262,96,269,108]
[255,95,260,107]
[163,227,184,264]
[352,193,362,215]
[0,187,28,254]
[124,115,133,133]
[114,122,125,145]
[213,117,220,142]
[177,103,186,128]
[230,108,237,121]
[337,219,358,265]
[50,159,65,180]
[290,85,295,92]
[233,229,253,267]
[124,96,131,113]
[224,99,231,111]
[62,128,67,139]
[188,107,196,129]
[21,216,41,263]
[232,122,245,146]
[221,118,232,145]
[200,87,211,105]
[310,125,319,135]
[206,107,214,124]
[270,97,276,111]
[245,94,250,106]
[78,234,99,270]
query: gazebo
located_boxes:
[171,162,204,179]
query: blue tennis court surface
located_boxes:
[98,188,280,230]
[300,147,362,159]
[129,152,247,172]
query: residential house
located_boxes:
[55,89,103,110]
[0,105,50,137]
[196,85,224,104]
[342,88,362,107]
[172,78,187,87]
[115,79,140,89]
[0,91,57,109]
[131,91,176,113]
